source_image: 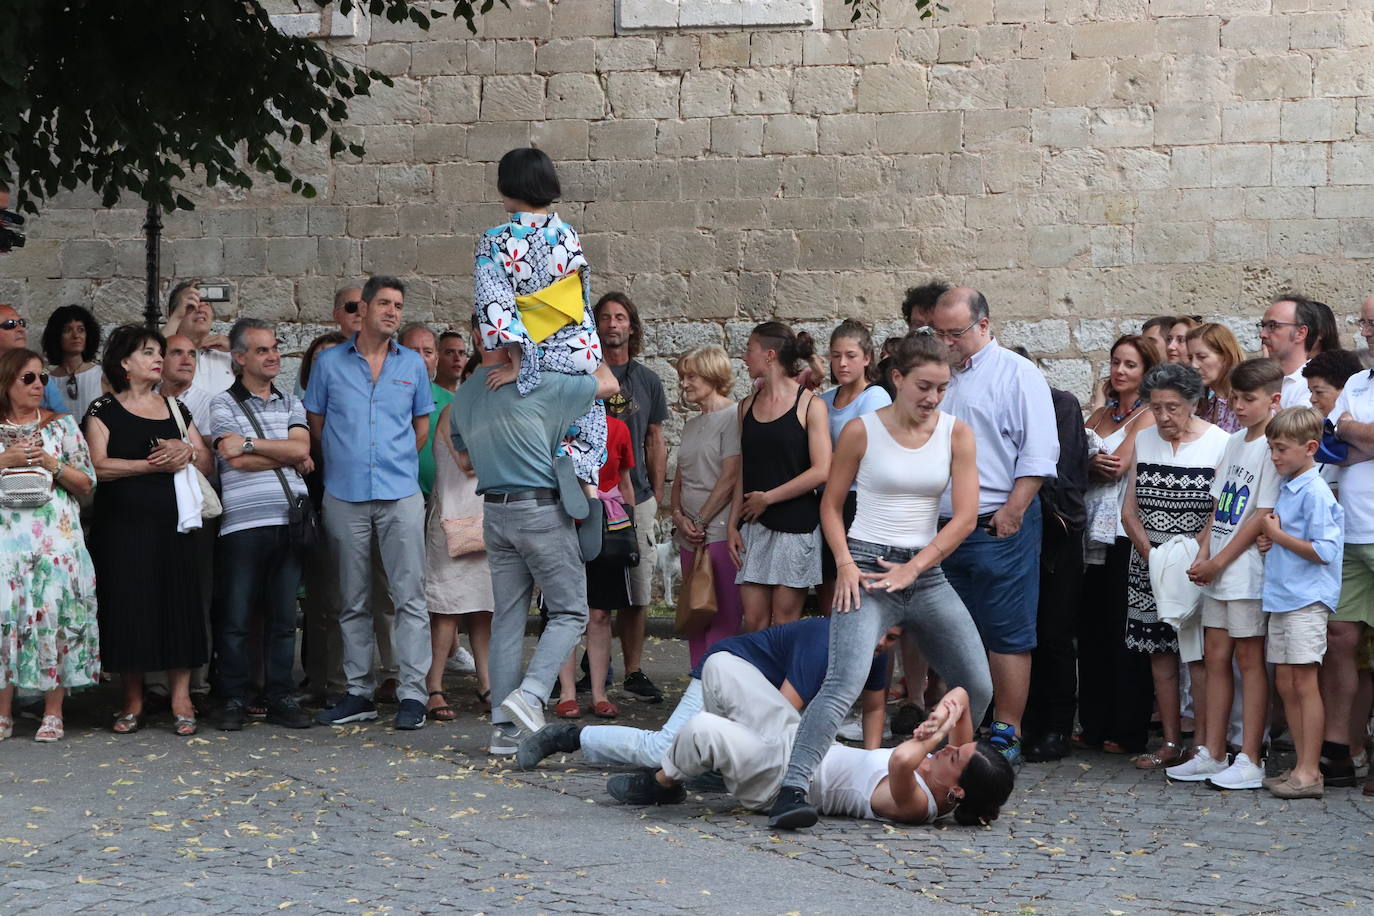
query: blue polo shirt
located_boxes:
[690,617,889,704]
[1263,466,1344,614]
[303,334,435,503]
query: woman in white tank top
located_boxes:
[769,332,998,830]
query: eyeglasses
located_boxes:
[0,318,27,331]
[341,301,361,314]
[932,320,978,340]
[20,371,49,387]
[1256,320,1299,333]
[1357,319,1374,331]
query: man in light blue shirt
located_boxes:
[453,341,618,755]
[931,286,1059,766]
[304,275,435,731]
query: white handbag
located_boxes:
[0,466,52,509]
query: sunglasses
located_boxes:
[341,300,361,314]
[0,318,27,331]
[20,371,49,386]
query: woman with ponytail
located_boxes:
[727,321,832,631]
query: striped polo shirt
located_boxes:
[209,380,309,537]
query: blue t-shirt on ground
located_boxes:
[691,617,889,705]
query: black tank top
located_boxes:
[740,386,821,533]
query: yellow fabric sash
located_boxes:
[515,273,585,343]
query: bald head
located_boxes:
[931,287,992,363]
[163,334,198,389]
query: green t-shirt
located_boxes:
[418,381,455,495]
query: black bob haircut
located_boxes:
[102,324,166,394]
[41,304,101,365]
[497,147,561,209]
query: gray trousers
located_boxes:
[484,500,589,726]
[323,492,430,704]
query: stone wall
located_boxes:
[5,0,1374,414]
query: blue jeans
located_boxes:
[581,679,705,767]
[211,525,302,703]
[782,538,993,791]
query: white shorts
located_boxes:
[1201,596,1266,639]
[1267,603,1330,666]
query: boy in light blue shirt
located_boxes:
[1260,406,1345,800]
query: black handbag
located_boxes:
[232,391,320,551]
[598,518,640,567]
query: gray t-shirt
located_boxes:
[452,366,597,494]
[607,360,668,502]
[674,403,740,547]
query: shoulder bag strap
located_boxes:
[230,390,298,506]
[166,396,190,440]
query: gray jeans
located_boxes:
[782,537,994,792]
[323,492,430,704]
[484,500,589,726]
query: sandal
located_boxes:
[246,699,268,718]
[1101,740,1128,755]
[112,712,143,734]
[174,715,198,737]
[34,715,63,743]
[1134,740,1183,770]
[554,699,582,719]
[427,690,457,722]
[592,700,620,719]
[0,715,12,740]
[476,688,492,707]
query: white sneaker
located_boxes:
[836,714,890,743]
[1165,746,1227,782]
[1206,752,1264,790]
[499,690,547,735]
[445,646,477,674]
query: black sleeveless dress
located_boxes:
[85,395,207,673]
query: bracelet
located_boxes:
[837,560,857,570]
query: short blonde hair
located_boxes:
[677,345,733,396]
[1266,406,1323,445]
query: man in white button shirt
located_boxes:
[1323,292,1374,790]
[1262,295,1340,409]
[163,280,235,395]
[930,287,1059,767]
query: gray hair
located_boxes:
[398,322,436,347]
[1141,361,1205,404]
[229,317,274,355]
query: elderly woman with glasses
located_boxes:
[1120,362,1231,769]
[0,348,99,742]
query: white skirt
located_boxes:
[734,522,821,589]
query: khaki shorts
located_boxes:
[628,497,658,607]
[1201,596,1266,639]
[1334,543,1374,626]
[1267,603,1331,666]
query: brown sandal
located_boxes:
[1134,740,1182,770]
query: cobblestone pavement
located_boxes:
[2,633,1372,915]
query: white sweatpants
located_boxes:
[661,653,801,811]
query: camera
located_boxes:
[0,209,25,252]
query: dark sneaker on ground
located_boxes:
[889,703,927,739]
[394,698,427,730]
[989,721,1023,767]
[1023,732,1070,763]
[767,785,818,830]
[623,670,663,703]
[315,694,379,726]
[267,699,312,729]
[215,699,247,732]
[518,723,583,770]
[606,769,686,805]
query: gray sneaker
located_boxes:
[490,724,523,756]
[499,690,547,735]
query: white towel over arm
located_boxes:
[173,466,204,533]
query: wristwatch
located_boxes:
[242,438,255,454]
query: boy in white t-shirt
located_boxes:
[1168,359,1284,789]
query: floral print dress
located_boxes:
[0,414,100,691]
[475,211,607,483]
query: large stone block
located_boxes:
[657,118,712,157]
[536,37,595,73]
[1232,55,1312,101]
[591,116,657,160]
[761,114,819,153]
[1212,144,1271,187]
[1072,21,1157,57]
[792,67,857,114]
[546,73,606,120]
[710,116,766,155]
[874,112,962,154]
[733,69,794,115]
[1273,144,1329,187]
[479,75,546,120]
[817,113,879,154]
[856,62,928,113]
[1134,222,1210,263]
[1221,100,1281,142]
[608,71,681,118]
[929,63,1005,111]
[1154,104,1220,145]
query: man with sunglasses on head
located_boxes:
[926,287,1059,768]
[162,280,235,395]
[0,304,71,414]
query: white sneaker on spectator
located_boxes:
[499,690,546,735]
[1165,746,1227,782]
[836,713,890,743]
[446,646,477,674]
[1206,753,1264,790]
